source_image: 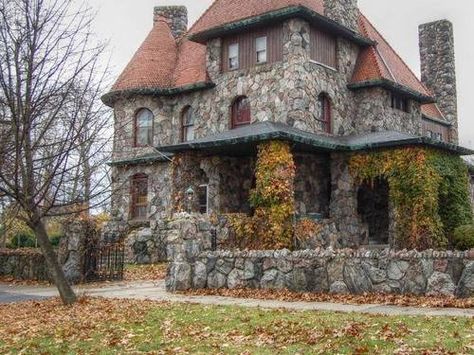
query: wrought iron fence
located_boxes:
[83,241,125,283]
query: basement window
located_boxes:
[391,93,410,113]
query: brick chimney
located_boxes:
[419,20,458,143]
[324,0,359,33]
[154,6,188,39]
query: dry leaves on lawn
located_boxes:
[181,287,474,309]
[123,263,167,281]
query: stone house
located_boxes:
[102,0,473,257]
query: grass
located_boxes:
[1,297,473,354]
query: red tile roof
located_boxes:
[112,18,178,92]
[189,0,324,36]
[421,103,445,120]
[110,3,435,110]
[352,14,432,98]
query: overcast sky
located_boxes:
[89,0,473,148]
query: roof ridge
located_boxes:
[361,13,430,95]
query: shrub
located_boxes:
[8,233,36,248]
[49,233,63,247]
[453,225,474,250]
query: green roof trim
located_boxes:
[422,115,452,127]
[102,81,215,107]
[189,6,374,47]
[155,122,474,156]
[347,79,435,104]
[108,153,173,167]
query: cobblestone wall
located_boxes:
[165,214,474,298]
[0,249,49,281]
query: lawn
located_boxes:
[1,298,473,354]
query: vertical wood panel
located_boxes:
[422,119,450,142]
[310,26,337,69]
[222,25,283,72]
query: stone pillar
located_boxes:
[164,213,214,291]
[206,38,222,81]
[154,6,188,39]
[58,219,93,284]
[419,20,458,143]
[324,0,359,33]
[329,153,368,247]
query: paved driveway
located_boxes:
[1,281,473,318]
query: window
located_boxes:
[131,174,148,220]
[135,108,154,146]
[317,94,332,133]
[391,94,410,113]
[256,36,267,64]
[181,106,195,142]
[198,185,209,214]
[228,43,239,70]
[231,96,251,129]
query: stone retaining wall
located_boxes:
[165,214,474,298]
[168,248,474,298]
[0,249,49,281]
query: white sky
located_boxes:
[89,0,474,148]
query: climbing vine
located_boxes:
[227,141,296,250]
[349,147,472,250]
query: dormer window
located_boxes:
[391,93,410,113]
[256,36,267,64]
[134,108,154,147]
[228,43,239,70]
[181,106,195,142]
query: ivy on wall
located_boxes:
[227,141,296,250]
[350,147,472,250]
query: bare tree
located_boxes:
[0,0,111,304]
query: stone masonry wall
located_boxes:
[165,214,474,298]
[0,249,49,281]
[112,18,424,163]
[470,173,474,213]
[419,20,458,143]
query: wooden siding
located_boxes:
[222,25,283,72]
[422,118,450,142]
[310,27,337,69]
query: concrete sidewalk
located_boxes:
[1,281,473,318]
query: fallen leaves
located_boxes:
[0,298,472,354]
[180,287,474,309]
[123,263,167,282]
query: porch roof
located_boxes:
[156,122,474,156]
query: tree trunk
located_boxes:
[33,220,77,305]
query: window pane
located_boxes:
[185,125,194,142]
[229,43,239,69]
[136,109,153,145]
[256,36,267,51]
[198,185,208,214]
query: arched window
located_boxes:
[134,108,154,147]
[231,96,251,129]
[318,94,332,134]
[181,106,195,142]
[130,173,148,220]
